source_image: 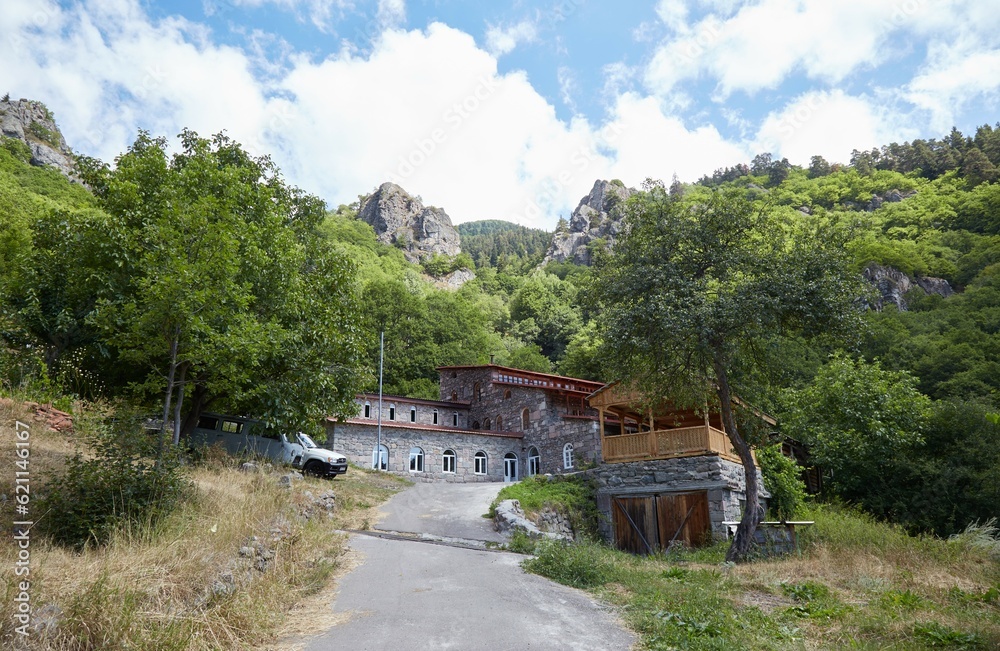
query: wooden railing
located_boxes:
[602,425,751,465]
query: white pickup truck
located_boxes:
[189,413,348,478]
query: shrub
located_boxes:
[522,539,612,589]
[757,443,807,521]
[38,412,191,548]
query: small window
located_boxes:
[474,382,482,401]
[483,418,491,431]
[433,409,439,425]
[451,391,458,401]
[563,443,574,470]
[442,449,456,473]
[503,389,511,400]
[474,451,488,475]
[452,412,458,427]
[363,402,371,418]
[410,406,416,423]
[528,447,540,476]
[472,420,481,430]
[197,415,219,430]
[409,447,424,472]
[496,415,502,431]
[389,404,395,421]
[451,371,457,378]
[521,408,530,430]
[222,420,242,434]
[372,444,388,470]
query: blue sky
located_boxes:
[4,0,1000,229]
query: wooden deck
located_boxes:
[602,425,751,465]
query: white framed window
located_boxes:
[409,447,424,472]
[442,449,456,473]
[389,404,395,421]
[474,451,488,475]
[433,409,439,425]
[364,402,371,418]
[410,406,416,422]
[372,444,388,470]
[563,443,574,469]
[528,447,540,476]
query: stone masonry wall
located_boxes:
[582,456,768,542]
[325,421,523,483]
[439,367,602,476]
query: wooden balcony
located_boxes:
[602,425,751,465]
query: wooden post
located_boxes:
[648,410,657,457]
[598,407,606,461]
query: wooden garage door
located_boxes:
[612,496,658,555]
[612,491,710,554]
[656,491,710,548]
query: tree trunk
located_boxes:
[179,382,211,440]
[157,327,180,468]
[171,362,188,446]
[714,355,764,563]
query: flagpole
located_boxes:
[376,330,384,471]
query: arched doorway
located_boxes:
[504,452,518,482]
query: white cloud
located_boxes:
[906,44,1000,132]
[606,93,748,184]
[645,0,932,99]
[220,0,352,32]
[484,19,537,57]
[754,90,912,166]
[377,0,405,29]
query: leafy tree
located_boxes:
[757,444,807,522]
[78,130,364,449]
[808,155,832,179]
[780,355,930,505]
[593,181,864,561]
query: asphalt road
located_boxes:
[300,482,635,651]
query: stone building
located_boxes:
[324,364,605,483]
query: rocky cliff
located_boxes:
[0,97,76,177]
[863,262,954,311]
[543,179,635,265]
[357,182,462,263]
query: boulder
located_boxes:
[862,262,954,311]
[543,179,635,266]
[358,182,462,263]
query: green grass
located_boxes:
[489,474,599,537]
[520,504,1000,650]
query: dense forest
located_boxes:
[1,117,999,539]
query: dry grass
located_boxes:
[0,400,408,650]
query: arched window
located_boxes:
[442,449,456,473]
[451,391,458,401]
[452,412,458,427]
[363,402,371,418]
[372,444,388,470]
[521,408,530,430]
[388,404,396,421]
[432,409,439,425]
[474,451,488,475]
[503,389,511,400]
[472,420,481,430]
[496,415,502,431]
[409,447,424,472]
[483,418,491,430]
[474,382,482,401]
[527,447,540,476]
[563,443,574,470]
[409,406,416,422]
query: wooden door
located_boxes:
[612,496,659,555]
[656,491,710,548]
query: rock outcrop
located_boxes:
[358,182,462,263]
[0,97,76,177]
[863,262,954,311]
[543,179,635,266]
